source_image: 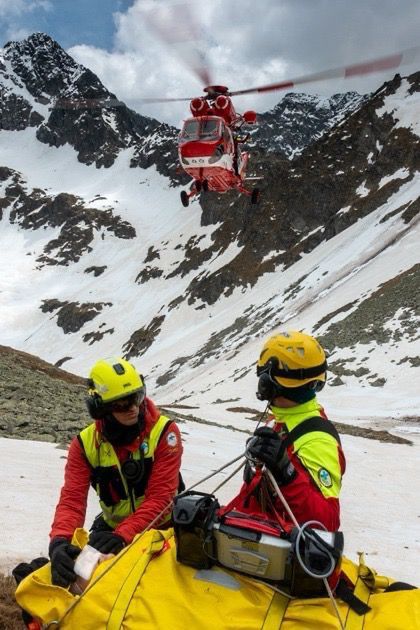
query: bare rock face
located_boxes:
[0,344,87,443]
[318,264,420,350]
[40,299,113,333]
[0,87,43,131]
[123,316,166,359]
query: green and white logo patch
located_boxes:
[318,468,332,488]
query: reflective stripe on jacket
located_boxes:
[79,414,172,528]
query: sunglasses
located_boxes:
[109,392,143,413]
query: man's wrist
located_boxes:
[49,536,70,556]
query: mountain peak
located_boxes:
[5,31,58,51]
[0,32,180,171]
[4,32,85,100]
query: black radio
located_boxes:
[172,491,219,570]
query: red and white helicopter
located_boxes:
[145,46,417,208]
[178,85,258,206]
[138,4,419,207]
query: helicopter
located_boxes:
[142,45,418,208]
[178,85,259,206]
[130,3,420,208]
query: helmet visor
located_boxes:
[108,390,145,413]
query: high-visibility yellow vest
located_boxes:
[79,415,171,528]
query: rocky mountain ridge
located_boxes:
[1,33,181,178]
[0,33,374,273]
[249,91,368,158]
[1,33,366,170]
[189,71,420,305]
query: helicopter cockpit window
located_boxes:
[199,119,220,140]
[180,119,200,141]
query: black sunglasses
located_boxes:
[109,391,143,413]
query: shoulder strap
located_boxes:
[283,416,341,448]
[77,432,87,452]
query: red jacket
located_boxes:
[50,398,182,544]
[239,403,345,532]
[272,411,345,530]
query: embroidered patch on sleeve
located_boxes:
[318,468,332,488]
[166,431,178,448]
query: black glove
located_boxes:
[49,537,81,587]
[12,557,49,585]
[247,427,296,485]
[88,530,126,554]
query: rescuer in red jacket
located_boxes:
[49,357,183,587]
[246,331,345,531]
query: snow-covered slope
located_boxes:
[0,33,419,595]
[1,125,418,422]
[0,35,419,431]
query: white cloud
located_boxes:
[0,0,27,17]
[3,26,32,41]
[0,0,51,17]
[69,0,420,127]
[0,0,52,44]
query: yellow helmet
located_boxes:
[88,357,145,403]
[257,331,327,389]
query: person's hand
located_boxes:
[247,427,295,484]
[88,531,126,554]
[247,427,287,469]
[12,557,49,585]
[49,537,81,587]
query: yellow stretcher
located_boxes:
[15,528,420,630]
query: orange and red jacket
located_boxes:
[50,398,182,545]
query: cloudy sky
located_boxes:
[1,0,420,127]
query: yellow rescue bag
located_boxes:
[15,528,420,630]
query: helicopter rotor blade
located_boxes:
[140,1,213,88]
[140,95,198,104]
[138,45,420,104]
[229,46,420,97]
